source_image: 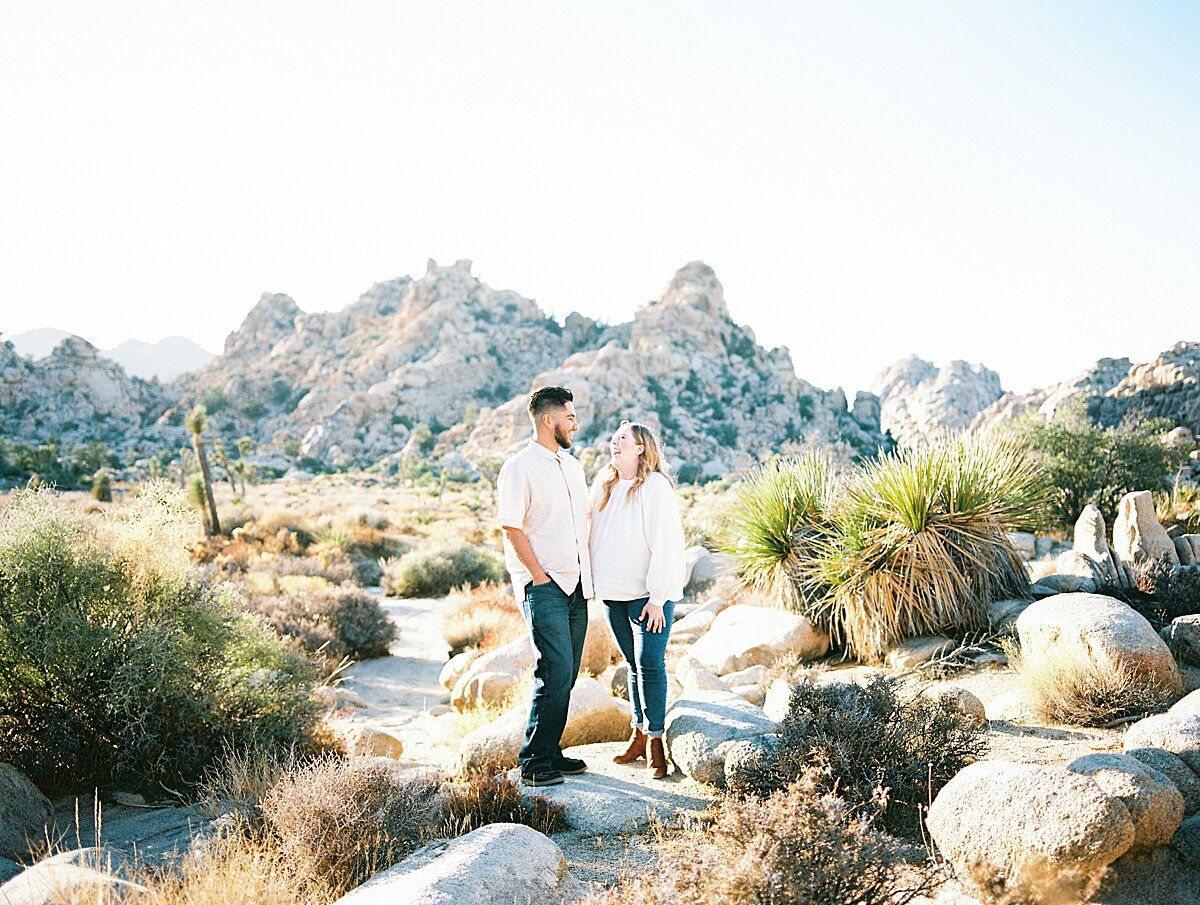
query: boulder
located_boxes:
[457,678,630,772]
[1173,815,1200,867]
[1009,531,1037,560]
[1124,714,1200,774]
[1113,490,1180,567]
[1016,593,1182,698]
[1073,504,1121,584]
[668,606,719,645]
[679,665,727,693]
[0,848,150,905]
[333,823,576,905]
[1177,537,1198,566]
[1031,574,1096,596]
[312,685,369,710]
[1056,550,1106,582]
[987,597,1033,632]
[1125,748,1200,815]
[342,727,404,759]
[663,690,777,787]
[1163,616,1200,667]
[684,550,736,595]
[439,650,481,690]
[730,684,766,706]
[722,735,778,790]
[1066,753,1184,851]
[450,636,535,712]
[688,605,829,676]
[762,677,799,722]
[610,662,629,699]
[582,600,621,676]
[926,761,1136,900]
[883,635,954,671]
[1170,689,1200,718]
[924,686,987,727]
[451,672,520,713]
[721,664,768,689]
[986,689,1032,723]
[0,859,20,884]
[0,764,52,861]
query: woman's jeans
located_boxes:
[604,598,675,738]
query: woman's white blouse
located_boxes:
[588,471,686,606]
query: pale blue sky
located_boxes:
[1,2,1196,394]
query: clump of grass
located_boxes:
[442,582,525,656]
[804,438,1053,662]
[261,757,443,897]
[382,541,505,597]
[441,774,564,836]
[716,455,835,613]
[1013,645,1177,727]
[729,677,986,837]
[580,768,940,905]
[0,487,321,795]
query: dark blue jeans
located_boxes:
[518,579,588,774]
[605,598,675,737]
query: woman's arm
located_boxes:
[641,475,687,629]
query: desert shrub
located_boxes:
[803,438,1052,661]
[1007,402,1188,530]
[90,469,113,502]
[382,541,505,597]
[243,550,357,587]
[580,768,940,905]
[261,757,443,897]
[0,488,320,795]
[716,455,835,614]
[441,774,564,836]
[247,586,396,667]
[442,582,525,656]
[1015,644,1178,727]
[729,678,986,837]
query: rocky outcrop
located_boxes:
[971,357,1133,434]
[460,262,888,476]
[0,764,52,861]
[872,356,1003,448]
[686,604,829,676]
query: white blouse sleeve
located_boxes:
[641,474,687,607]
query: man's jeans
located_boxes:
[518,579,588,774]
[604,597,675,737]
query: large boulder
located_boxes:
[1113,490,1180,566]
[1066,753,1184,851]
[333,823,576,904]
[926,761,1136,901]
[581,600,621,677]
[0,849,150,905]
[1073,504,1122,584]
[1016,593,1182,697]
[663,690,777,787]
[1124,713,1200,774]
[457,677,630,772]
[0,764,52,861]
[684,549,736,595]
[882,635,954,671]
[1164,616,1200,667]
[687,605,829,676]
[1125,747,1200,815]
[450,636,535,711]
[439,650,481,690]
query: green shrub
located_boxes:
[90,469,112,502]
[728,678,986,837]
[1007,402,1188,529]
[0,488,320,794]
[581,768,939,905]
[803,438,1052,661]
[382,542,505,597]
[248,587,397,666]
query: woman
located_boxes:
[589,420,686,779]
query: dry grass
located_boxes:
[441,582,525,656]
[580,768,941,905]
[441,774,564,836]
[1015,646,1178,727]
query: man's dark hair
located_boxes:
[529,386,573,419]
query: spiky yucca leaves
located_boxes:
[805,438,1054,662]
[716,455,836,615]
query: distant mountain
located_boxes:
[871,356,1004,448]
[7,327,77,360]
[104,336,214,381]
[5,329,213,381]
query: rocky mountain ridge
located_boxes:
[7,329,213,381]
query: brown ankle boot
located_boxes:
[648,736,668,779]
[612,729,647,764]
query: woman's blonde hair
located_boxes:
[596,420,674,512]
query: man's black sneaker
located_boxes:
[552,755,587,775]
[521,769,565,787]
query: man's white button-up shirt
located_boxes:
[495,440,594,601]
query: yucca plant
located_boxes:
[716,455,836,615]
[804,438,1054,662]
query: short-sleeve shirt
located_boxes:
[495,440,594,601]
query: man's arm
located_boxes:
[502,525,550,585]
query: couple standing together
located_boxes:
[496,386,686,787]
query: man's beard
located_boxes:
[554,425,573,449]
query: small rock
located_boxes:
[439,650,481,691]
[451,636,535,712]
[883,635,954,671]
[679,665,727,693]
[721,664,768,687]
[1126,747,1200,815]
[1031,574,1097,595]
[986,689,1031,723]
[1125,713,1200,774]
[313,686,369,710]
[1009,531,1036,560]
[731,684,766,706]
[610,662,629,700]
[925,686,987,727]
[685,550,737,595]
[762,676,798,722]
[987,597,1032,632]
[343,727,404,759]
[1164,616,1200,667]
[427,704,454,717]
[1172,815,1200,867]
[1073,504,1121,584]
[1066,753,1184,851]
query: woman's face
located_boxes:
[610,425,644,468]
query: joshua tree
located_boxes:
[212,440,238,498]
[185,404,221,536]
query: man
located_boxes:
[495,386,593,786]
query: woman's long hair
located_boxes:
[596,420,674,512]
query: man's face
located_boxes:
[549,402,579,450]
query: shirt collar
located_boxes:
[527,439,563,462]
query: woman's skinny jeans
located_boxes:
[604,597,675,738]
